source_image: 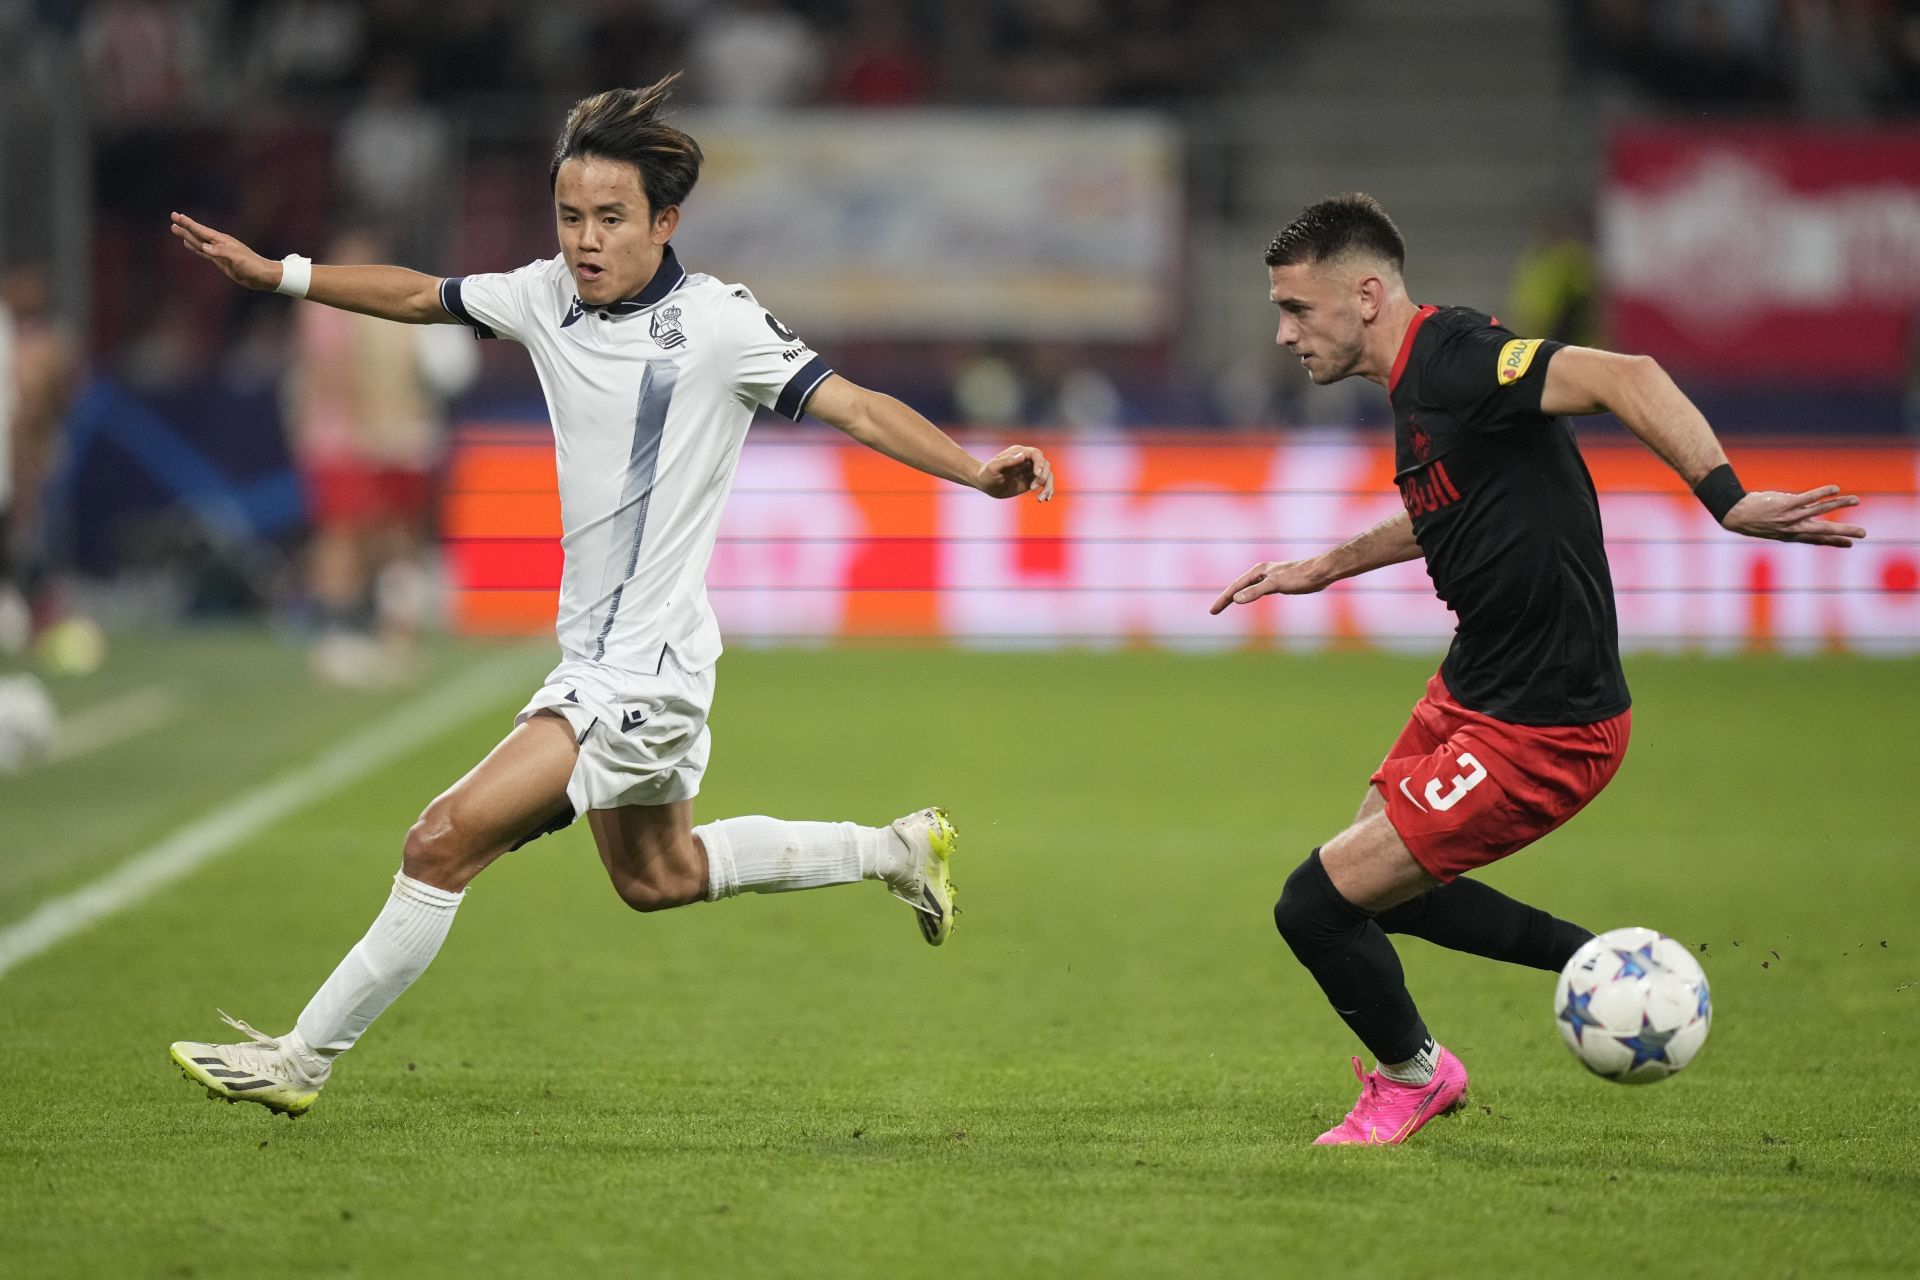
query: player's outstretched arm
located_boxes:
[169,212,454,325]
[1210,511,1421,614]
[1541,347,1867,547]
[804,374,1054,501]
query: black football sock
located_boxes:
[1273,849,1430,1065]
[1375,877,1592,973]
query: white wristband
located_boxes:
[275,254,312,299]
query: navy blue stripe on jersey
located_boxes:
[591,359,678,661]
[438,277,496,339]
[775,355,833,421]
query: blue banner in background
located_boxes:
[49,378,304,574]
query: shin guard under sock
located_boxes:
[293,870,463,1066]
[1273,849,1429,1064]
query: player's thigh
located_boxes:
[1320,808,1440,913]
[407,710,579,885]
[1363,677,1450,823]
[587,799,703,910]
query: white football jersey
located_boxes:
[440,247,832,673]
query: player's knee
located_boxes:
[1274,849,1359,951]
[401,807,474,887]
[610,875,669,912]
[1274,856,1320,947]
[606,829,705,913]
[609,868,699,913]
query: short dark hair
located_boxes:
[1264,194,1406,272]
[550,73,704,215]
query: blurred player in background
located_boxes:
[165,73,1054,1116]
[0,273,18,656]
[1213,194,1866,1146]
[0,265,83,773]
[287,225,477,688]
[0,264,82,655]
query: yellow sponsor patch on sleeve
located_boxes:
[1497,338,1542,386]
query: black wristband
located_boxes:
[1692,463,1746,524]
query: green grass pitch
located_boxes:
[2,633,1917,1277]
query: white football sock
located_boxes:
[696,816,906,901]
[1378,1037,1439,1085]
[288,870,463,1074]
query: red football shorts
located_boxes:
[1369,672,1631,882]
[304,460,433,530]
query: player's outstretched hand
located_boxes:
[1209,560,1327,614]
[977,445,1055,502]
[169,212,280,291]
[1723,485,1867,547]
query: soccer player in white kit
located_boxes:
[163,75,1056,1116]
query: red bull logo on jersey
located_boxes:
[1497,338,1542,386]
[1409,417,1433,462]
[1399,460,1462,517]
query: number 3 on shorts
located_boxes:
[1425,752,1488,812]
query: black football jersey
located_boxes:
[1388,306,1630,726]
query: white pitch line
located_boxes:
[45,686,182,763]
[0,647,542,980]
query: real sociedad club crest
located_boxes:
[651,304,687,349]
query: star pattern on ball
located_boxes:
[1612,943,1656,981]
[1616,1014,1678,1069]
[1558,988,1604,1045]
[1695,981,1712,1021]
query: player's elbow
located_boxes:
[1614,353,1673,416]
[407,284,446,324]
[1560,350,1661,418]
[1618,353,1663,386]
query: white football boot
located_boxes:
[885,807,959,946]
[170,1011,329,1117]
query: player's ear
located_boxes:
[651,205,680,244]
[1356,273,1385,322]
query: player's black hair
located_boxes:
[1264,193,1406,272]
[550,72,704,215]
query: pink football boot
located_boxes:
[1313,1045,1469,1146]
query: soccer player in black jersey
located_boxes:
[1212,194,1866,1146]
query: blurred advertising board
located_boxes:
[669,112,1182,339]
[1602,125,1920,382]
[443,432,1919,655]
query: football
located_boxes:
[1554,927,1712,1084]
[0,673,58,775]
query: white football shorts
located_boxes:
[516,647,714,816]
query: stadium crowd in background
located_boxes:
[1570,0,1920,113]
[18,0,1916,423]
[2,0,1918,647]
[18,0,1262,421]
[7,0,1919,409]
[64,0,1239,116]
